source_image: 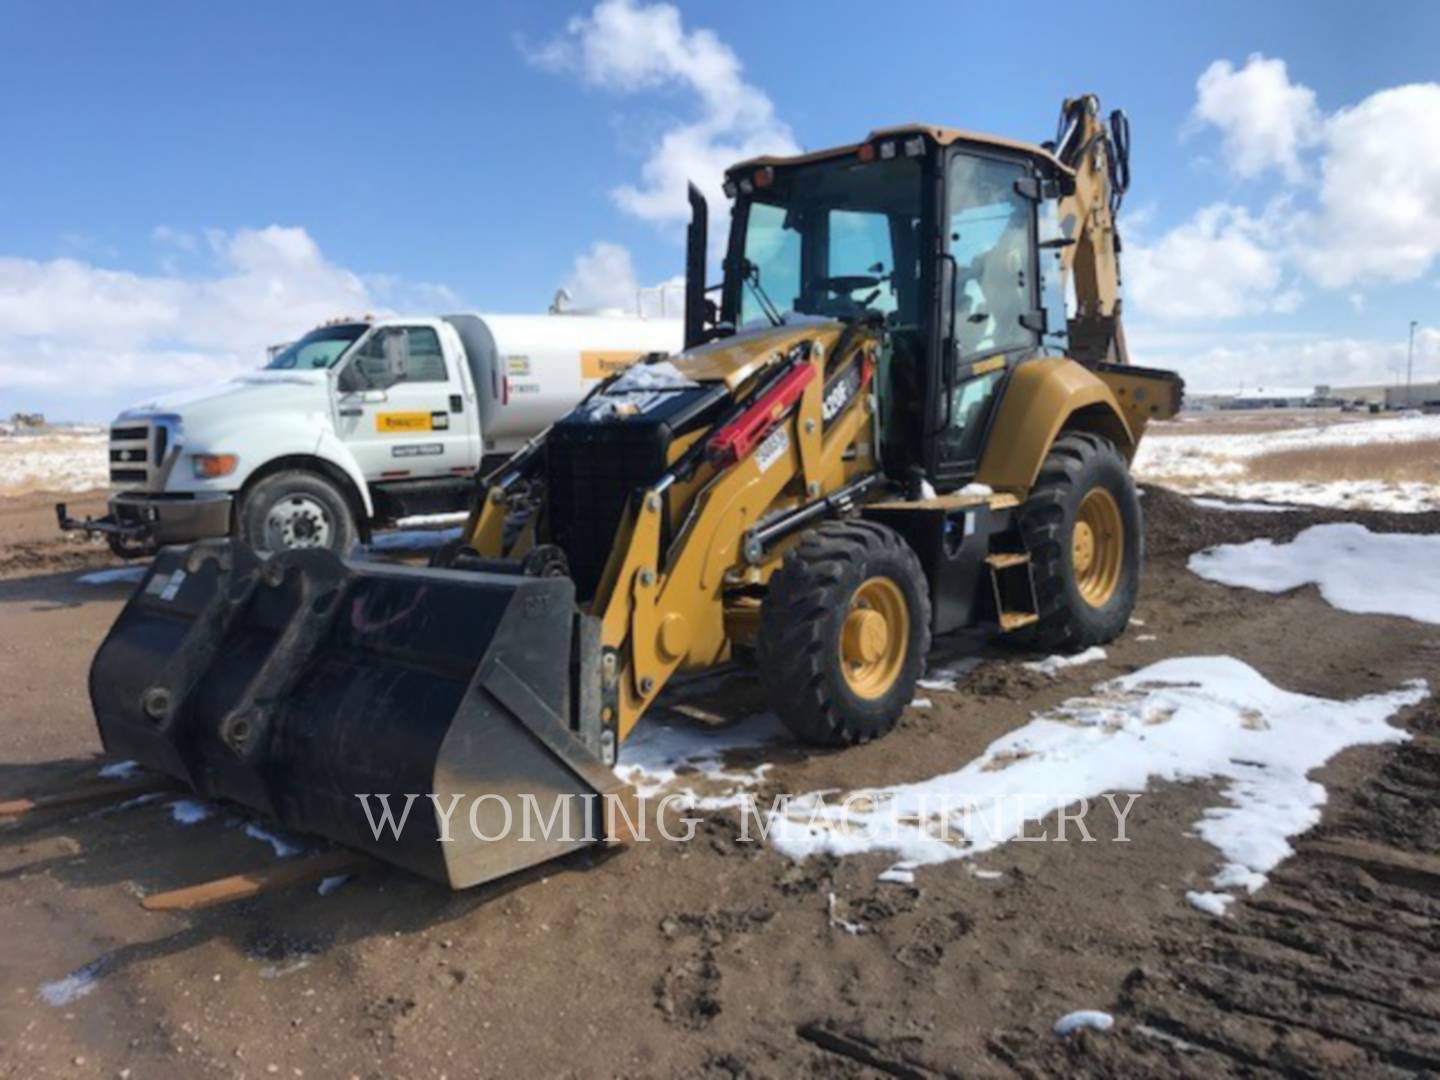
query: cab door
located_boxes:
[930,151,1043,488]
[334,325,474,481]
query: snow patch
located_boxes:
[393,511,469,527]
[613,710,785,809]
[916,650,983,692]
[259,960,312,979]
[909,698,932,709]
[244,823,303,858]
[827,892,866,935]
[580,361,698,421]
[763,657,1427,900]
[1186,890,1235,918]
[169,799,211,825]
[0,432,107,496]
[88,792,166,818]
[1023,646,1107,677]
[1134,414,1440,513]
[1054,1010,1114,1036]
[1190,496,1301,513]
[39,962,103,1006]
[77,566,148,585]
[1189,524,1440,624]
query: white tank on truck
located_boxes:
[57,312,682,557]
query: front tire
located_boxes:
[757,520,932,746]
[1016,432,1141,650]
[238,470,357,557]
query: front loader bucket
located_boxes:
[89,541,625,889]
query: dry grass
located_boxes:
[1154,409,1376,438]
[1245,438,1440,484]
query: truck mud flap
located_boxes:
[89,541,625,889]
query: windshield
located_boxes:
[265,324,368,370]
[732,155,924,328]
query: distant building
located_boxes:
[1385,382,1440,409]
[1320,382,1440,409]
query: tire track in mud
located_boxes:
[1009,702,1440,1078]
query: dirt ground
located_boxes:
[1,484,1438,1078]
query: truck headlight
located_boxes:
[192,453,239,479]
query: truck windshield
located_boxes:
[265,324,368,370]
[732,155,924,328]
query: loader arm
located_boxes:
[465,325,881,742]
[1052,95,1132,368]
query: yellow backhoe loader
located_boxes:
[88,95,1181,889]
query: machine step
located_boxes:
[984,552,1030,569]
[999,611,1040,632]
[988,548,1040,633]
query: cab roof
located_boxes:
[728,123,1070,177]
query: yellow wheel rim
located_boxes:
[1073,487,1123,608]
[840,576,909,699]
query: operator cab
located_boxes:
[698,125,1075,492]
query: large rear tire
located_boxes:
[239,469,358,557]
[1016,431,1141,651]
[757,520,931,746]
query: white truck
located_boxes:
[58,313,682,556]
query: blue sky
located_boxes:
[2,0,1437,420]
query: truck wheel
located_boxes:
[239,470,357,557]
[1016,432,1141,651]
[757,520,931,746]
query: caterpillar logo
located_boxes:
[581,350,645,380]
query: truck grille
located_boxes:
[110,421,155,488]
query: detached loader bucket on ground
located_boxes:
[89,541,625,889]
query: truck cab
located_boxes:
[60,313,681,556]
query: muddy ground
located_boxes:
[1,486,1437,1078]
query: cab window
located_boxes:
[946,155,1037,360]
[826,210,899,316]
[936,153,1038,471]
[353,327,448,384]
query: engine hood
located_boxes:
[117,370,331,425]
[671,320,847,389]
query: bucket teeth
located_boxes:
[89,540,625,889]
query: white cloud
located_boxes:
[0,226,450,409]
[528,0,798,229]
[1299,83,1440,288]
[560,241,684,318]
[1125,203,1297,320]
[1128,324,1440,394]
[1134,61,1440,321]
[1191,54,1321,180]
